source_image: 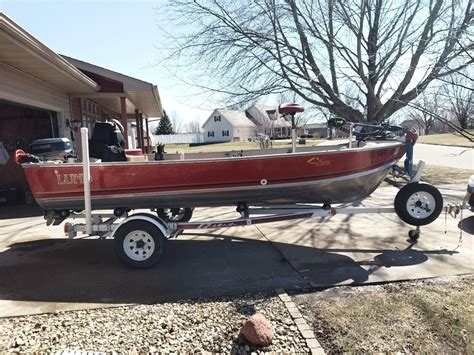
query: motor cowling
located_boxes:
[406,129,419,144]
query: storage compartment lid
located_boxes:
[125,149,142,156]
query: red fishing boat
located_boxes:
[20,140,405,211]
[17,104,409,214]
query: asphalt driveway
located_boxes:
[0,184,472,317]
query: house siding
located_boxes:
[203,113,234,142]
[233,126,256,142]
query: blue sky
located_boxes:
[1,0,212,126]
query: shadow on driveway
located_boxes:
[458,216,474,234]
[0,234,457,308]
[0,205,43,219]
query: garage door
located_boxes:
[0,100,58,206]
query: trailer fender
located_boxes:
[110,213,171,239]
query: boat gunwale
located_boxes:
[21,141,405,168]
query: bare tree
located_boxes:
[169,111,184,133]
[443,73,473,129]
[408,91,444,135]
[184,119,202,133]
[164,0,472,122]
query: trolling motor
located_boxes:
[328,118,419,178]
[328,117,405,141]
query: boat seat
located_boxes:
[278,103,305,115]
[90,122,125,147]
[89,122,126,162]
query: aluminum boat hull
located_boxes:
[22,143,405,210]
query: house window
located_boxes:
[214,115,221,122]
[82,115,96,138]
[222,130,229,136]
[82,99,100,120]
[207,131,215,137]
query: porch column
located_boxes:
[135,109,141,149]
[139,113,145,152]
[120,96,128,148]
[145,118,150,153]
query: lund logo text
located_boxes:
[56,173,84,185]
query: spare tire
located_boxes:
[394,182,443,226]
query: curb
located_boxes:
[275,288,325,355]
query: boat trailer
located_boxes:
[54,128,472,268]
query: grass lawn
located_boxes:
[384,163,473,186]
[418,130,474,148]
[164,139,324,153]
[162,132,474,153]
[420,164,473,185]
[294,276,473,353]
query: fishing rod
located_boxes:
[390,99,473,142]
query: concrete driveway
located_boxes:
[0,184,472,317]
[257,184,473,287]
[0,211,307,317]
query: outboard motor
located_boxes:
[89,122,127,162]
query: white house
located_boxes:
[202,109,257,142]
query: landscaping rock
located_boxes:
[240,313,274,346]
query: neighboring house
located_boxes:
[246,104,291,137]
[202,109,257,142]
[303,123,327,138]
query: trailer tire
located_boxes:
[156,207,193,222]
[394,182,443,226]
[114,220,167,268]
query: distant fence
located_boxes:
[151,133,205,145]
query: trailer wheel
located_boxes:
[156,208,193,222]
[114,220,167,268]
[394,183,443,226]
